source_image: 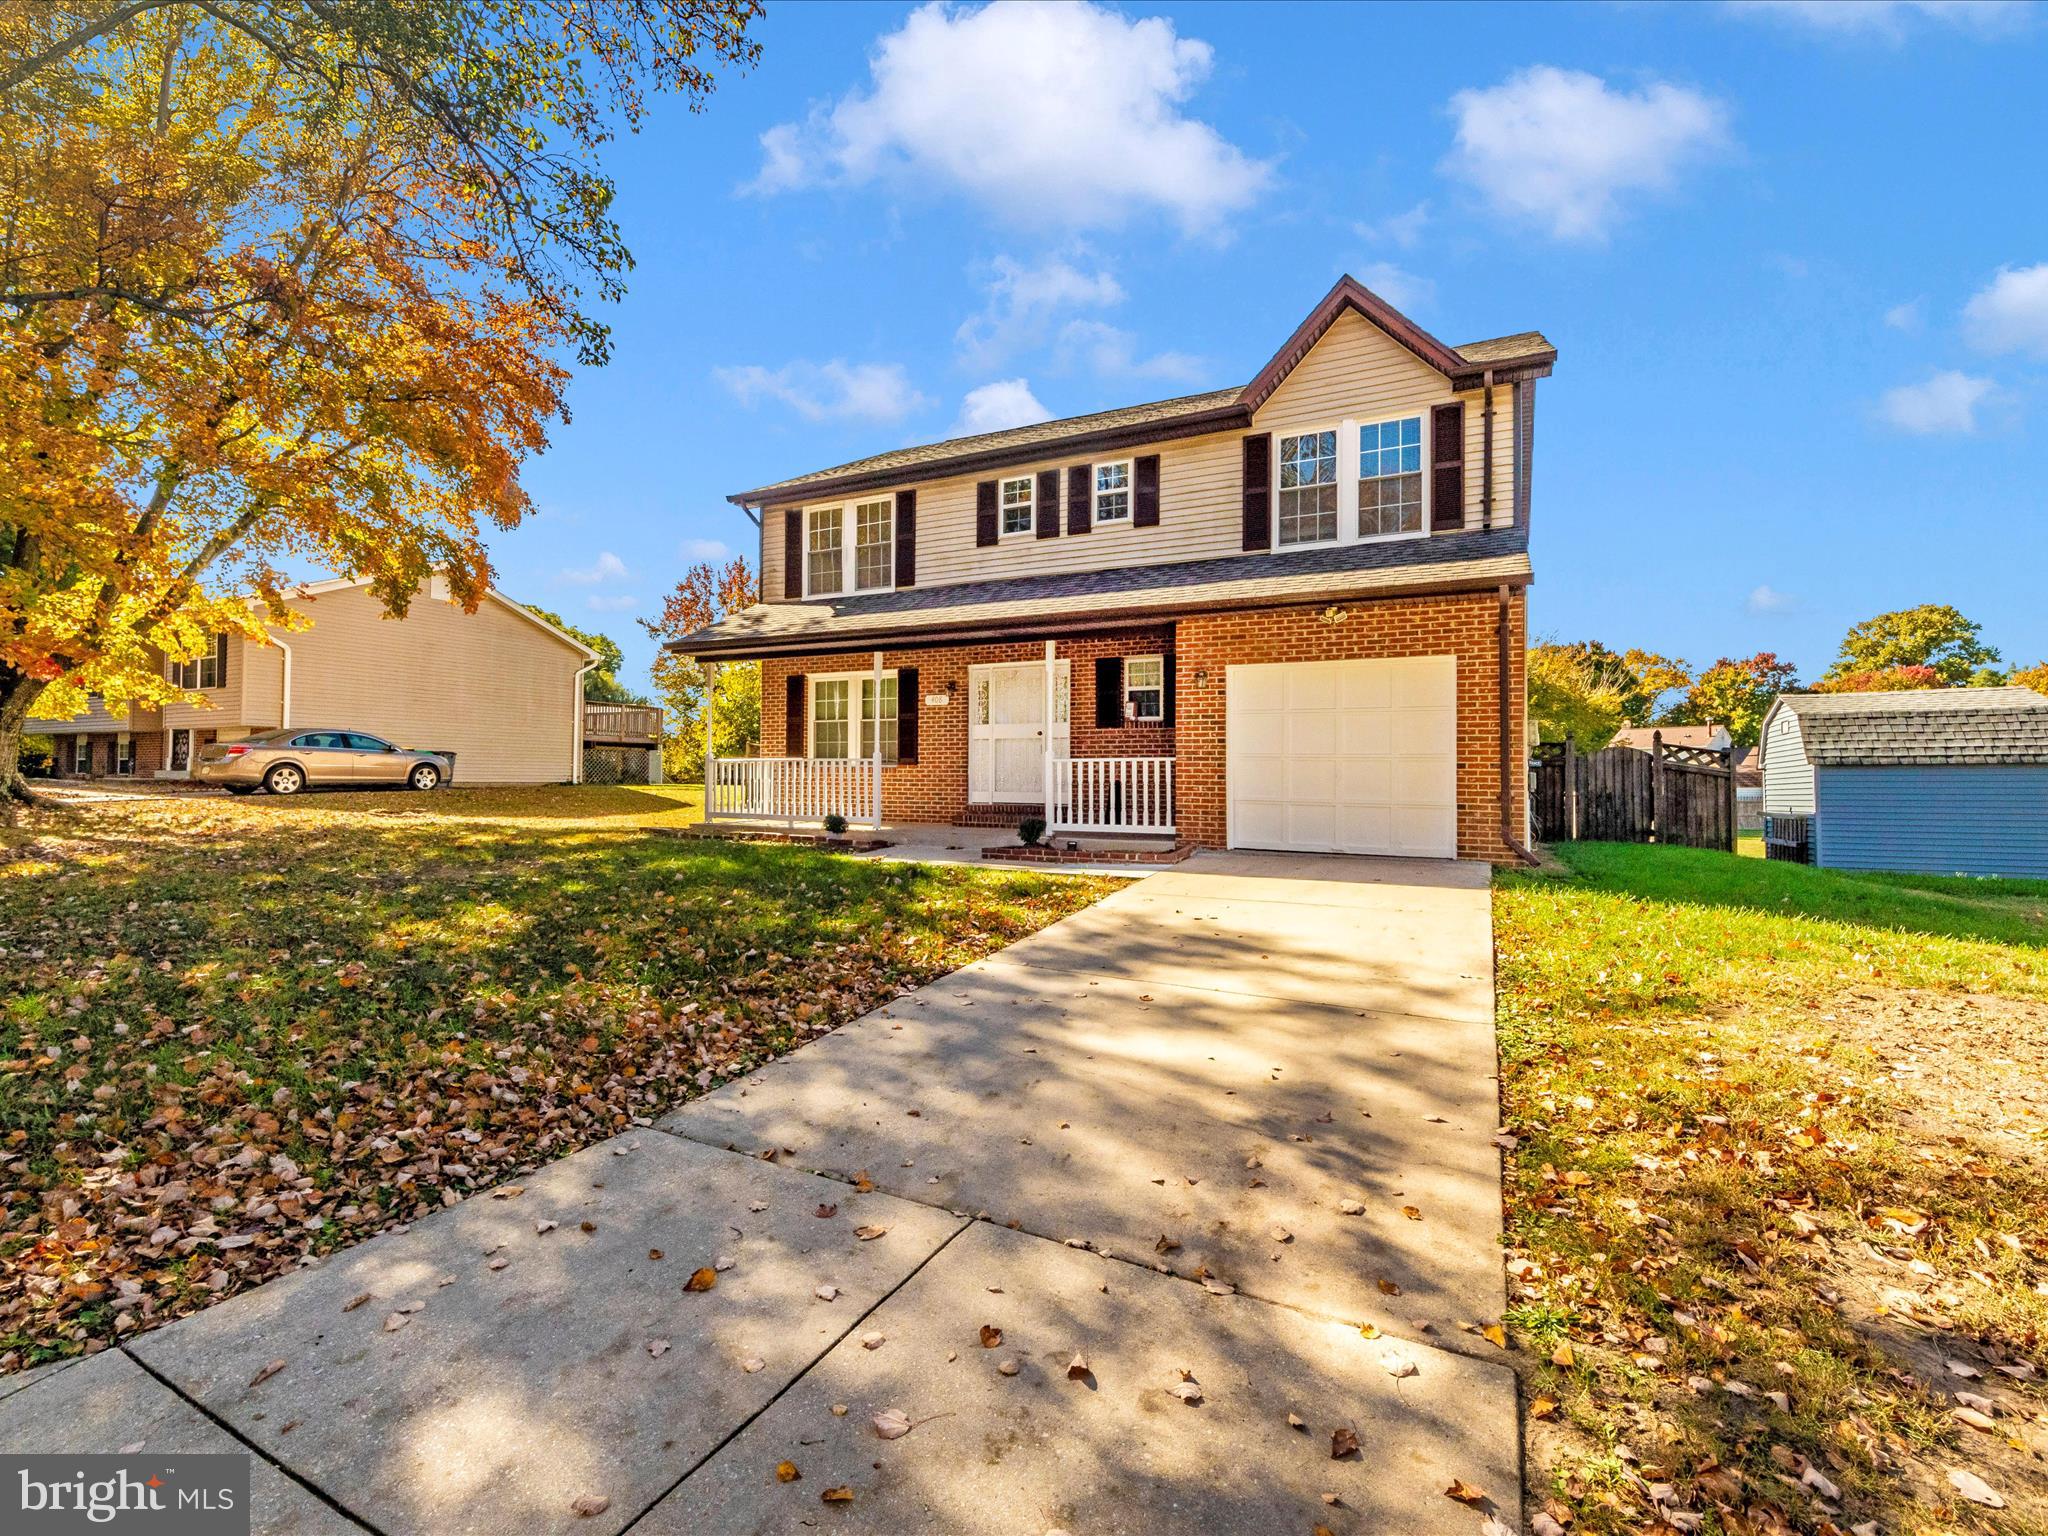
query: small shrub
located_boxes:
[1018,816,1046,846]
[822,812,848,835]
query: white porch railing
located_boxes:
[1048,755,1175,834]
[706,757,882,828]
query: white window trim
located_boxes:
[1125,654,1165,722]
[115,731,134,776]
[72,733,91,773]
[808,670,900,763]
[1268,415,1434,550]
[998,474,1036,539]
[1092,459,1133,525]
[1353,409,1431,545]
[802,500,899,599]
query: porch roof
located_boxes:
[671,525,1531,660]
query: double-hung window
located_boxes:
[1000,475,1034,536]
[114,732,134,775]
[72,734,90,773]
[1126,656,1164,722]
[169,635,227,690]
[853,499,893,591]
[1093,461,1131,523]
[806,509,844,596]
[1357,416,1424,537]
[809,674,898,765]
[1275,430,1338,545]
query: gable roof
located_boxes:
[1764,686,2048,767]
[728,275,1555,507]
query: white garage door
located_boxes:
[1226,656,1458,857]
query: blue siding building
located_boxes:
[1760,688,2048,878]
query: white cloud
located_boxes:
[956,254,1124,368]
[1053,320,1206,385]
[746,0,1272,234]
[715,360,929,423]
[955,379,1051,436]
[1443,66,1730,241]
[1883,298,1923,331]
[681,538,733,562]
[1727,1,2031,40]
[563,550,627,585]
[1746,583,1796,615]
[1876,370,1995,434]
[1356,201,1431,250]
[1357,262,1436,314]
[586,593,640,614]
[1963,263,2048,358]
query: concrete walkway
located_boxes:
[1,852,1517,1535]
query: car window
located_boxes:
[292,732,346,749]
[346,733,394,752]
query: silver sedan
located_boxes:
[193,729,451,795]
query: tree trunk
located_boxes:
[0,667,52,820]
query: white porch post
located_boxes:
[1042,639,1056,829]
[870,649,884,829]
[701,661,719,823]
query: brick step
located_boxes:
[953,803,1044,828]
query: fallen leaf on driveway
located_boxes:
[248,1359,287,1389]
[1067,1352,1090,1380]
[647,1340,670,1358]
[1288,1412,1305,1429]
[534,1220,558,1235]
[821,1487,854,1504]
[776,1461,800,1483]
[383,1313,411,1332]
[1480,1324,1508,1349]
[814,1285,838,1301]
[1269,1226,1291,1243]
[854,1225,887,1241]
[1401,1205,1422,1221]
[979,1324,1002,1348]
[569,1494,610,1518]
[1380,1349,1416,1379]
[997,1359,1019,1376]
[742,1357,765,1373]
[1444,1480,1488,1506]
[341,1293,372,1312]
[684,1267,718,1293]
[1949,1468,2005,1508]
[1377,1278,1401,1296]
[1331,1427,1359,1459]
[1530,1397,1557,1419]
[1337,1199,1364,1216]
[872,1409,912,1440]
[1169,1380,1203,1404]
[860,1331,886,1350]
[815,1203,838,1219]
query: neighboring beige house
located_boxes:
[29,576,614,785]
[1611,723,1732,753]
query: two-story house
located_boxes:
[26,577,651,786]
[674,276,1552,860]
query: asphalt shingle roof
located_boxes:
[674,526,1531,658]
[1776,687,2048,766]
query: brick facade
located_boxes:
[747,589,1526,861]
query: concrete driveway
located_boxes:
[4,852,1516,1535]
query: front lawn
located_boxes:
[1497,842,2048,1535]
[0,786,1116,1370]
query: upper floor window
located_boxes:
[1126,655,1164,722]
[1000,475,1034,536]
[1276,430,1338,546]
[854,499,893,591]
[807,508,844,596]
[1358,416,1423,537]
[169,634,228,690]
[1093,461,1131,523]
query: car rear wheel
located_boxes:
[264,764,304,796]
[407,763,441,791]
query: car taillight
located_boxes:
[225,744,251,756]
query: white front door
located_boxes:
[969,661,1070,803]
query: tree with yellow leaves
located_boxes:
[0,1,761,801]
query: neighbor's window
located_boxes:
[854,499,894,591]
[1126,656,1165,722]
[169,634,227,690]
[1094,461,1131,523]
[1276,430,1337,545]
[1358,416,1424,536]
[72,733,90,773]
[806,508,844,596]
[1000,475,1034,535]
[114,732,134,775]
[811,679,851,758]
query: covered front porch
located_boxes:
[698,629,1178,839]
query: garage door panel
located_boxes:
[1228,658,1457,859]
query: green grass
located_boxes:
[1496,842,2048,1535]
[0,786,1114,1367]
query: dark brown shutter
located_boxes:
[1133,454,1161,528]
[896,666,919,765]
[1162,652,1176,727]
[1035,468,1060,539]
[1066,464,1091,535]
[1431,403,1466,531]
[1094,657,1123,729]
[783,509,804,598]
[1241,434,1271,550]
[975,480,998,547]
[784,673,806,755]
[215,633,229,688]
[894,489,917,587]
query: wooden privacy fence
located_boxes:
[1530,734,1736,852]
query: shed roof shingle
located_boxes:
[1776,687,2048,766]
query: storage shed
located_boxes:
[1759,687,2048,876]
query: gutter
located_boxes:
[1496,581,1538,865]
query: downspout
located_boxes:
[1496,582,1537,865]
[1481,369,1495,530]
[570,662,595,783]
[272,633,292,728]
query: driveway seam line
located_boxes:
[121,1345,389,1536]
[614,1155,973,1535]
[962,960,1492,1027]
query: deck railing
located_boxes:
[1048,755,1175,834]
[583,703,663,743]
[706,756,882,828]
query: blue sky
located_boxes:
[494,0,2048,695]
